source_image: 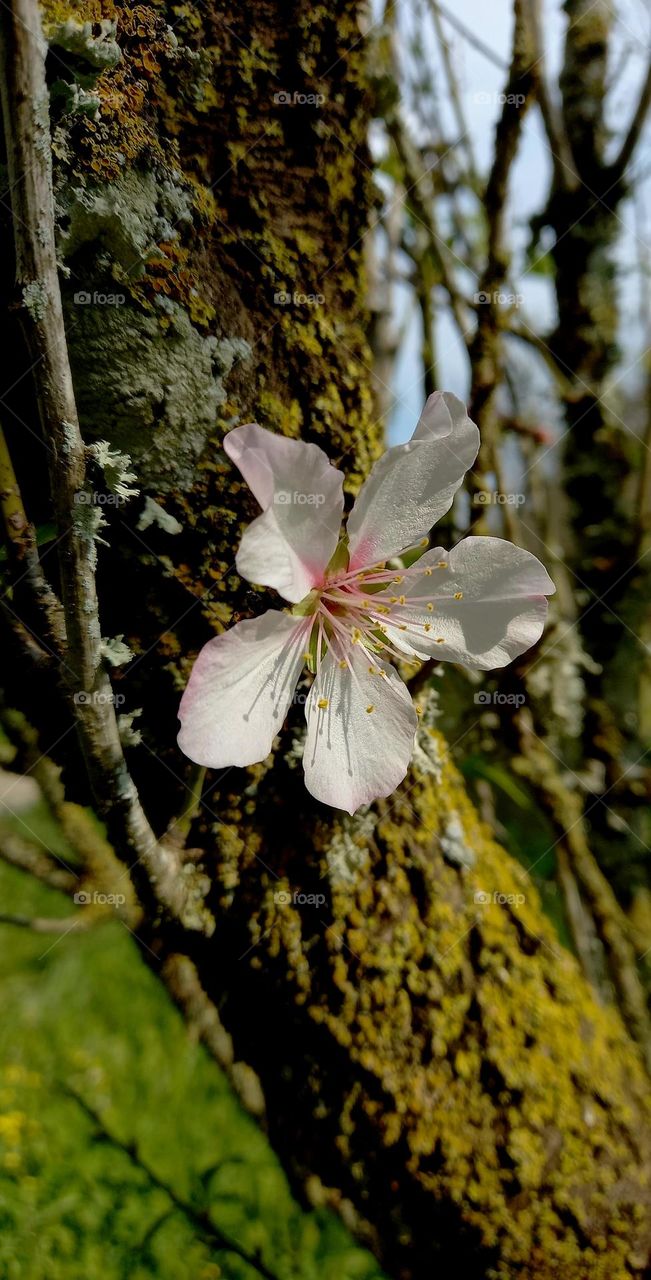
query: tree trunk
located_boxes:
[2,1,651,1276]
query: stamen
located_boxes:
[366,704,374,714]
[454,591,463,600]
[317,697,329,709]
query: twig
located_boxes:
[0,910,97,933]
[161,953,266,1119]
[525,0,579,191]
[611,58,651,180]
[0,418,65,649]
[0,0,192,924]
[0,824,77,892]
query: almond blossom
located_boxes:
[178,392,554,813]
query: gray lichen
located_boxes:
[46,19,121,72]
[65,299,249,491]
[22,281,48,321]
[100,635,133,668]
[87,440,139,501]
[137,496,183,535]
[59,170,193,275]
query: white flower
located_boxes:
[178,392,554,813]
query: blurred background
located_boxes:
[1,0,651,1274]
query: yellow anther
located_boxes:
[419,538,429,547]
[302,653,311,660]
[424,568,433,576]
[351,627,362,642]
[393,575,404,584]
[426,603,434,612]
[399,595,406,605]
[424,623,431,632]
[389,596,399,603]
[317,697,329,709]
[399,624,407,631]
[368,665,377,674]
[436,637,445,643]
[366,704,374,714]
[454,591,463,600]
[415,704,422,716]
[376,605,390,614]
[339,659,347,669]
[438,560,448,569]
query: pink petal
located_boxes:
[178,610,310,768]
[384,537,554,668]
[303,648,418,813]
[225,423,344,603]
[346,392,479,570]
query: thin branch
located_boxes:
[0,0,194,924]
[0,910,97,933]
[427,0,507,71]
[161,953,266,1120]
[0,418,65,649]
[0,823,78,892]
[611,58,651,180]
[525,0,580,191]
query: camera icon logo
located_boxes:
[73,691,92,705]
[274,491,292,504]
[73,890,92,905]
[73,290,92,305]
[273,890,292,905]
[273,291,291,305]
[473,691,492,705]
[273,91,292,105]
[473,290,491,305]
[474,890,491,905]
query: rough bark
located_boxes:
[2,2,651,1277]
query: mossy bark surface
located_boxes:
[4,2,651,1276]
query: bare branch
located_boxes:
[0,0,195,925]
[611,58,651,180]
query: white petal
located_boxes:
[346,392,479,569]
[383,537,554,669]
[303,649,418,814]
[178,610,310,768]
[224,423,344,603]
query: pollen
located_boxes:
[389,596,399,603]
[368,665,377,674]
[351,628,362,642]
[424,623,431,632]
[366,704,374,714]
[415,704,422,715]
[399,624,408,631]
[376,605,391,614]
[438,560,448,568]
[393,575,404,583]
[339,659,347,669]
[302,653,311,661]
[426,603,434,612]
[399,595,406,604]
[419,538,429,547]
[454,591,463,600]
[436,637,445,643]
[317,698,329,709]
